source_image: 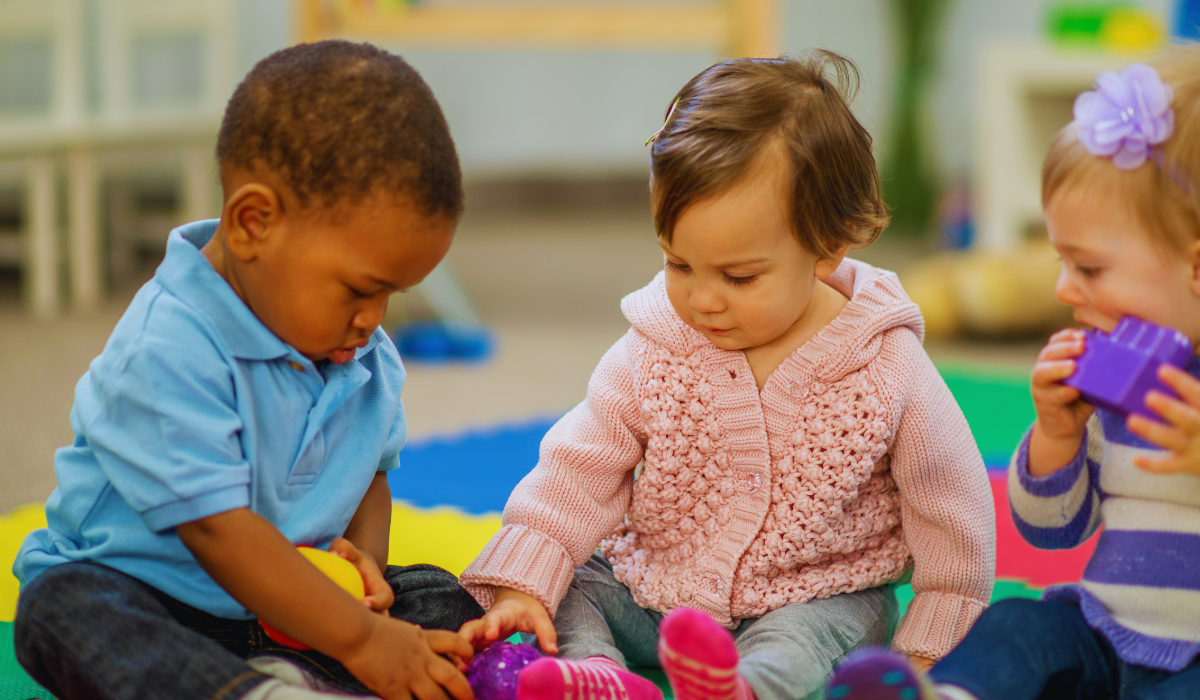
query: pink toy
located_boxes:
[465,641,542,700]
[1064,316,1192,420]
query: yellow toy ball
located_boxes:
[260,545,367,649]
[297,546,366,600]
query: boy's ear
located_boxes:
[222,183,283,262]
[815,243,850,279]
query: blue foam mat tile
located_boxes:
[391,417,559,514]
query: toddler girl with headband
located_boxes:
[828,44,1200,700]
[459,51,995,700]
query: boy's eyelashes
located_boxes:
[346,284,389,299]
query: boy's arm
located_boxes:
[344,472,392,568]
[178,507,473,700]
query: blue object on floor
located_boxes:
[392,322,495,364]
[1177,0,1200,39]
[391,417,558,514]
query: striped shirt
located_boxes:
[1009,366,1200,672]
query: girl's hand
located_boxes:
[1129,364,1200,476]
[330,537,393,615]
[1029,329,1094,476]
[907,655,936,674]
[457,587,558,654]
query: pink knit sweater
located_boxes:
[460,259,995,659]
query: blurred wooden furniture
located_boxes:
[296,0,780,58]
[0,0,233,317]
[972,41,1150,251]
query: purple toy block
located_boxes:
[1063,317,1192,420]
[465,641,542,700]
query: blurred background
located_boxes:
[0,1,1193,694]
[4,0,1187,511]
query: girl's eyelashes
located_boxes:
[725,274,757,286]
[664,259,690,273]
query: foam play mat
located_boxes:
[0,366,1093,699]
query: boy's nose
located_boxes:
[353,297,388,330]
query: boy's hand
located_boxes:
[329,537,393,614]
[1029,329,1094,476]
[457,587,557,654]
[1129,364,1200,476]
[342,616,475,700]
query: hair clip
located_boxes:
[644,98,681,147]
[1074,63,1174,170]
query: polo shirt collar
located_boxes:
[154,220,294,361]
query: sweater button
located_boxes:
[742,472,762,492]
[787,378,809,397]
[704,573,722,593]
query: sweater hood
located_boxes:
[620,258,924,382]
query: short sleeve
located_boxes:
[378,406,405,473]
[84,304,250,533]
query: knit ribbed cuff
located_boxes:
[459,523,578,617]
[891,591,988,659]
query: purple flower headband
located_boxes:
[1074,63,1174,170]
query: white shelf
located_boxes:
[972,41,1154,251]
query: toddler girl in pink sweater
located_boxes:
[457,51,995,700]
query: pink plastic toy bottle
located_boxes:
[1063,316,1193,420]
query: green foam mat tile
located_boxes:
[0,622,52,700]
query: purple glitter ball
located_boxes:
[465,641,542,700]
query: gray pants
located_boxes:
[532,554,899,700]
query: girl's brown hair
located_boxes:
[648,51,888,259]
[1042,43,1200,251]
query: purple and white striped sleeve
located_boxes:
[1008,415,1104,550]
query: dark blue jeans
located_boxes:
[13,561,485,700]
[930,598,1200,700]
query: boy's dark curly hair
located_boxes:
[217,40,463,220]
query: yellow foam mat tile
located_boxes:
[1,502,497,623]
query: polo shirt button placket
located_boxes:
[288,360,305,372]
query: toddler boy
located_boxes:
[12,41,482,700]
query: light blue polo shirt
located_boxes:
[14,220,407,619]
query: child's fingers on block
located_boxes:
[1038,339,1084,361]
[1159,365,1200,405]
[1051,384,1083,406]
[1145,391,1200,432]
[1128,414,1189,452]
[1048,328,1084,344]
[1032,360,1075,388]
